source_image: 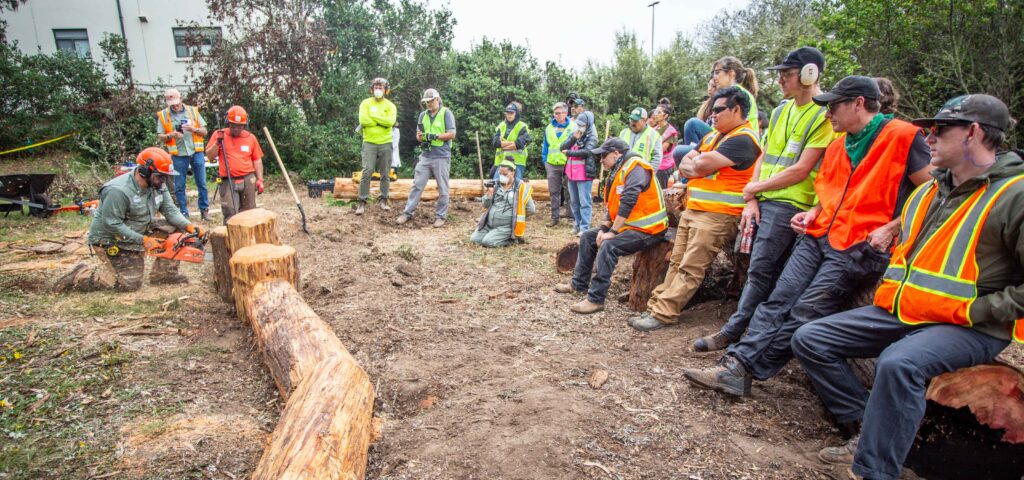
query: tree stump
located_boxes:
[210,226,233,303]
[226,208,281,253]
[230,244,298,327]
[555,242,579,274]
[625,240,673,311]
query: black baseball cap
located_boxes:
[591,137,628,156]
[813,75,881,106]
[911,94,1012,131]
[767,46,826,72]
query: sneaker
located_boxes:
[818,435,859,465]
[569,299,604,314]
[629,312,665,332]
[432,218,446,228]
[693,331,736,352]
[682,356,752,397]
[546,219,559,228]
[553,283,577,294]
[355,202,365,215]
[395,213,411,225]
[380,199,391,211]
[200,209,211,221]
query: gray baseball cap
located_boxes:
[421,88,440,102]
[911,94,1012,131]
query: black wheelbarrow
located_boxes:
[0,173,59,217]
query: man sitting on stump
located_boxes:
[792,94,1022,480]
[554,137,667,314]
[57,147,206,292]
[470,159,536,248]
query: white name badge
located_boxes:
[240,145,250,153]
[785,140,802,155]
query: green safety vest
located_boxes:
[618,125,659,168]
[757,100,828,210]
[420,107,449,147]
[495,121,529,166]
[737,85,761,136]
[544,122,575,166]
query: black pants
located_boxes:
[571,227,665,304]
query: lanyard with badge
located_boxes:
[783,102,813,156]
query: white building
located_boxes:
[2,0,223,90]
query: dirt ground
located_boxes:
[2,178,1023,480]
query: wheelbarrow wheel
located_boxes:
[29,193,53,218]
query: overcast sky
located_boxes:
[437,0,751,70]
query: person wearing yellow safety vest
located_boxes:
[618,107,662,170]
[542,102,575,227]
[491,103,531,181]
[628,86,762,331]
[156,88,210,221]
[693,47,836,353]
[471,159,536,247]
[356,77,398,216]
[792,94,1022,480]
[396,88,456,228]
[554,137,668,314]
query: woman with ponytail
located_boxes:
[673,56,761,164]
[650,98,678,188]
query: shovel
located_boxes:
[262,126,310,234]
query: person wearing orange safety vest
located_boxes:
[627,86,761,331]
[471,159,536,248]
[792,94,1022,480]
[156,88,210,220]
[554,137,668,314]
[682,76,933,398]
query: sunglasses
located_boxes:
[711,105,732,115]
[927,122,969,138]
[826,98,854,114]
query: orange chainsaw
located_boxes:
[147,231,210,263]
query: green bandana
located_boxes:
[845,113,885,168]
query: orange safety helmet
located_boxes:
[136,147,178,177]
[226,105,248,124]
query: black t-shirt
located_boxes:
[714,134,760,170]
[894,131,931,212]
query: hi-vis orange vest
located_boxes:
[806,119,918,250]
[512,181,533,239]
[158,105,205,155]
[685,121,760,216]
[875,175,1024,343]
[605,154,668,235]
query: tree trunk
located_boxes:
[229,244,298,327]
[210,226,233,304]
[332,178,598,202]
[226,208,281,253]
[626,240,673,311]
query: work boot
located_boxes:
[355,202,366,216]
[150,273,189,285]
[546,219,559,228]
[818,435,859,465]
[570,299,604,314]
[570,225,579,235]
[432,218,446,228]
[682,355,752,397]
[395,213,411,225]
[553,283,580,294]
[380,198,391,211]
[693,331,736,352]
[629,312,665,332]
[200,209,211,221]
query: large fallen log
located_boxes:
[230,243,298,327]
[333,178,599,202]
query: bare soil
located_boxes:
[2,179,1022,480]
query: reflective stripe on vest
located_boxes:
[495,121,528,166]
[874,175,1024,333]
[619,126,659,168]
[159,105,205,155]
[545,122,574,166]
[684,121,759,215]
[513,181,533,238]
[420,107,449,147]
[606,157,668,235]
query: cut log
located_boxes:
[926,363,1024,444]
[626,240,672,311]
[333,178,599,202]
[226,208,281,253]
[210,226,233,303]
[555,242,579,274]
[230,244,298,326]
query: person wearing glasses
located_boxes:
[682,76,933,397]
[156,88,210,221]
[396,88,456,228]
[692,47,836,353]
[673,57,761,163]
[793,94,1021,480]
[627,86,761,331]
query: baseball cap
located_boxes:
[911,94,1012,131]
[813,75,881,106]
[505,103,518,113]
[499,159,516,169]
[628,107,648,121]
[421,88,440,103]
[767,46,826,72]
[591,137,629,156]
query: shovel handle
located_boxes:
[263,127,302,205]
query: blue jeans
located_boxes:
[681,117,712,145]
[792,306,1008,480]
[172,152,208,216]
[719,200,802,339]
[726,235,868,380]
[567,180,593,231]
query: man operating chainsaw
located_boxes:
[56,147,206,292]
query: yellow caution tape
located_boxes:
[0,132,77,156]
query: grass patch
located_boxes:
[0,326,132,478]
[393,244,421,263]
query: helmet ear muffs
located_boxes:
[800,63,819,86]
[138,158,153,178]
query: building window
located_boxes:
[53,29,90,57]
[173,27,222,58]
